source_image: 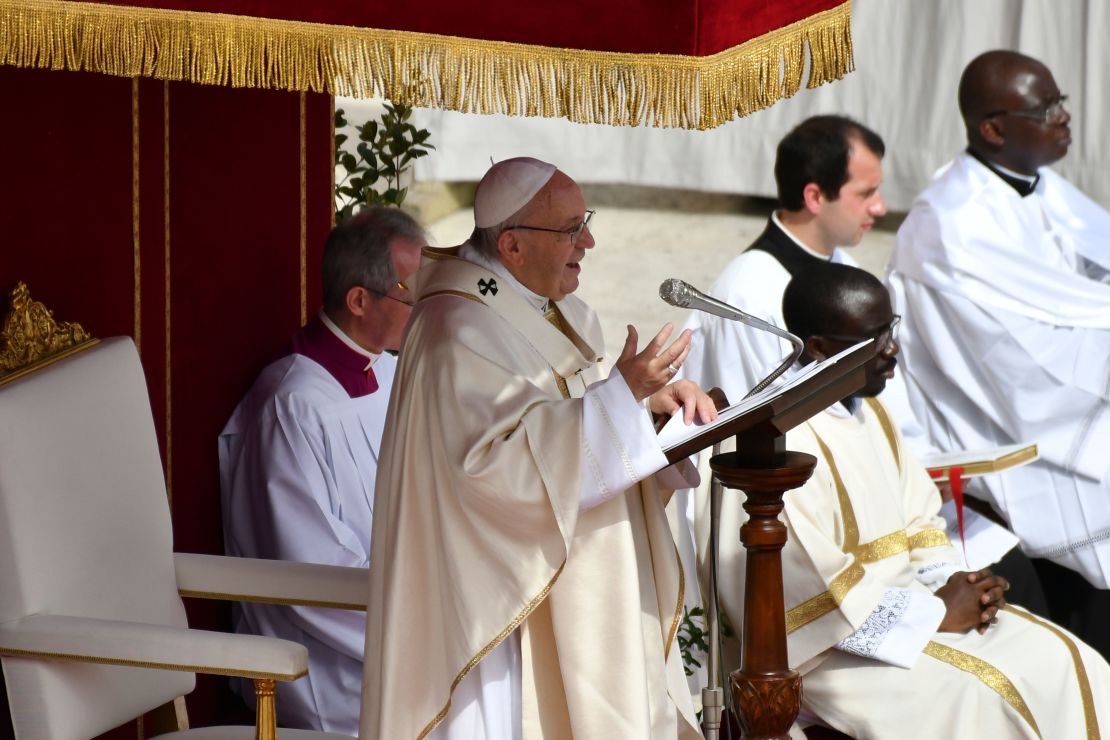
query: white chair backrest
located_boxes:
[0,338,194,739]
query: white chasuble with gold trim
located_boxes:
[708,399,1109,738]
[362,248,701,740]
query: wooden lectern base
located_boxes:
[710,450,817,740]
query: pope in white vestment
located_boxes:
[362,159,707,739]
[363,246,701,739]
[713,397,1109,738]
[888,150,1110,591]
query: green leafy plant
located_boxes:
[335,102,435,222]
[678,605,710,676]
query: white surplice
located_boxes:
[219,351,394,734]
[362,245,701,740]
[889,152,1110,588]
[709,398,1110,738]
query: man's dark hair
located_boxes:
[322,206,426,312]
[775,115,885,211]
[782,261,885,342]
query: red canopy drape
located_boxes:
[0,0,854,129]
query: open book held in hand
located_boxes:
[922,443,1039,480]
[658,340,872,454]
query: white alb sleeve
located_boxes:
[578,368,680,511]
[835,587,945,669]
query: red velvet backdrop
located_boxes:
[0,64,334,736]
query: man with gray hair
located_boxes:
[219,206,424,733]
[363,157,716,739]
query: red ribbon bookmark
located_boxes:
[930,465,968,564]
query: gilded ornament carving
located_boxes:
[0,282,96,381]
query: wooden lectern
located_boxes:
[664,341,876,740]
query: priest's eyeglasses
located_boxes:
[822,315,901,352]
[985,95,1069,125]
[369,281,414,307]
[506,210,595,244]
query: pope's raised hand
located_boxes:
[615,323,692,402]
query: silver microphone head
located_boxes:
[659,278,694,308]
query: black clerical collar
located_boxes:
[967,149,1040,197]
[748,217,832,277]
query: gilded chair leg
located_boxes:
[254,678,277,740]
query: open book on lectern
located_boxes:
[659,339,874,463]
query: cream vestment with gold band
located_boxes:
[361,247,701,739]
[703,398,1109,738]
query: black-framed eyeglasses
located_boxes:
[984,94,1069,125]
[505,210,595,244]
[822,314,901,352]
[368,281,414,307]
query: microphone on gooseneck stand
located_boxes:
[659,278,807,740]
[658,278,802,397]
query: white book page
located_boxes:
[660,340,871,452]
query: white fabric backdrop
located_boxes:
[398,0,1108,212]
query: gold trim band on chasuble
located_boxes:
[0,0,853,130]
[419,564,566,739]
[786,430,952,634]
[664,543,686,662]
[922,641,1041,738]
[1005,606,1101,740]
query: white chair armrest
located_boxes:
[174,552,369,610]
[0,614,307,681]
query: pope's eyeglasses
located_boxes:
[505,210,596,244]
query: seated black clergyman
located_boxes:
[713,261,1110,738]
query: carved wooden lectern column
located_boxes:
[662,341,876,740]
[711,446,815,740]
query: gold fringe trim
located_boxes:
[0,0,854,130]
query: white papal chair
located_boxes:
[0,286,365,740]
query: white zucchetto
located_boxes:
[473,157,557,228]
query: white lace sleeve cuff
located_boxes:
[835,588,945,669]
[578,370,669,511]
